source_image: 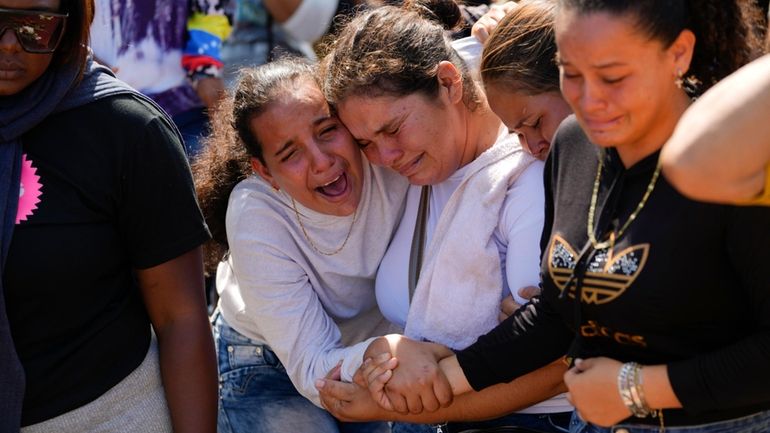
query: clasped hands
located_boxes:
[315,286,542,421]
[313,287,646,427]
[316,334,455,421]
[315,279,663,428]
[317,342,641,427]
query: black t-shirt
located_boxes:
[3,94,210,425]
[457,115,770,425]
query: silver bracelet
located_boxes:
[629,362,649,415]
[617,362,652,418]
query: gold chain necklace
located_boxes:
[291,198,357,256]
[586,154,662,250]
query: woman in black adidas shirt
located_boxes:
[350,1,770,432]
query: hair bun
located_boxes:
[403,0,463,31]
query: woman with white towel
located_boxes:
[319,2,572,432]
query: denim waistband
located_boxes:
[570,409,770,433]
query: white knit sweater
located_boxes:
[217,161,408,406]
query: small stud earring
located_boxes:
[675,68,684,89]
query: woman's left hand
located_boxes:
[564,357,630,427]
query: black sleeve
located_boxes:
[667,205,770,414]
[456,295,573,391]
[118,99,211,269]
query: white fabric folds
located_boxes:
[404,137,536,349]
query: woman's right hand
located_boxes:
[360,335,454,414]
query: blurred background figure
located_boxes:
[90,0,232,159]
[221,0,496,86]
[220,0,364,86]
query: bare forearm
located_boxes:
[643,365,682,410]
[320,357,565,423]
[136,248,216,432]
[662,54,770,203]
[390,359,567,423]
[157,317,218,433]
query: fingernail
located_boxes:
[315,379,325,389]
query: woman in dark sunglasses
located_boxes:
[0,0,216,432]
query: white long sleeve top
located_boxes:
[217,161,408,406]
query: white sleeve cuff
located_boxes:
[339,337,377,383]
[282,0,338,43]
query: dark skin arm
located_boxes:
[136,247,217,433]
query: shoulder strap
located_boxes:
[408,185,431,301]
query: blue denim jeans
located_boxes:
[568,410,770,433]
[213,314,390,433]
[393,411,571,433]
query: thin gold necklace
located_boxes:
[291,198,357,256]
[586,153,662,250]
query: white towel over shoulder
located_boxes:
[404,136,536,349]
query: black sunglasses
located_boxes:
[0,8,68,54]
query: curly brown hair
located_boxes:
[557,0,764,97]
[322,1,481,110]
[192,59,317,273]
[191,97,251,273]
[481,0,559,96]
